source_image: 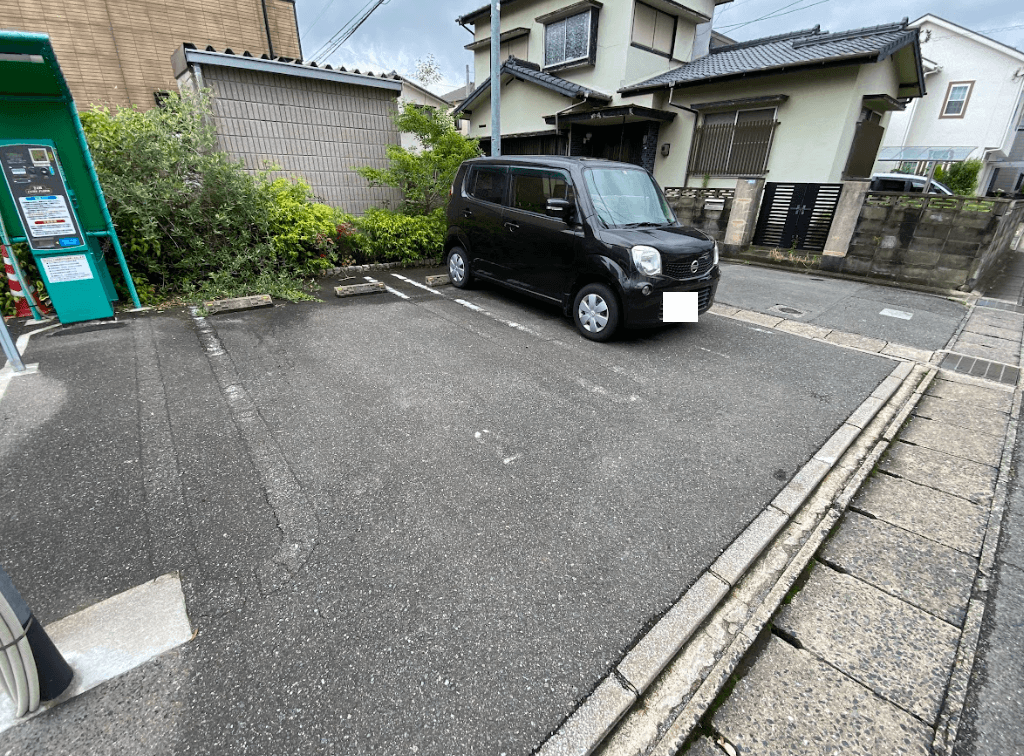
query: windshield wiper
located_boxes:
[619,221,664,228]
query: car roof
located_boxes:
[464,155,646,171]
[872,172,929,181]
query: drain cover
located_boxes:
[769,304,807,317]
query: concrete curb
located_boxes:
[335,281,386,297]
[708,304,936,365]
[202,294,273,315]
[324,258,441,278]
[534,359,934,756]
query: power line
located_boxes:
[308,0,392,64]
[719,0,835,32]
[300,0,350,40]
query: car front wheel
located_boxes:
[573,283,620,342]
[447,247,472,289]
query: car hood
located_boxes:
[598,225,714,258]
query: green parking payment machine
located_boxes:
[0,31,140,323]
[1,141,117,321]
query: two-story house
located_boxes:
[873,15,1024,196]
[454,1,925,194]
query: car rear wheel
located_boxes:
[573,283,620,342]
[447,247,472,289]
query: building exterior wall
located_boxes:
[0,0,301,110]
[398,82,454,152]
[876,18,1024,193]
[197,64,402,214]
[650,65,869,188]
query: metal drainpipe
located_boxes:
[667,86,700,188]
[260,0,276,59]
[490,0,501,156]
[553,98,588,155]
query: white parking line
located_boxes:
[364,276,410,300]
[452,298,544,336]
[390,273,445,296]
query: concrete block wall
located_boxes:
[840,194,1023,290]
[0,0,301,110]
[203,65,403,215]
[665,187,735,241]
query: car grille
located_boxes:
[665,253,713,280]
[659,287,714,322]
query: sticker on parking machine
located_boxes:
[663,292,698,323]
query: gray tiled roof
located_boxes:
[454,57,611,115]
[621,20,918,94]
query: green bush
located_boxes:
[934,160,983,196]
[354,209,446,263]
[79,91,351,303]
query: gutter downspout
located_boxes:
[667,85,700,188]
[259,0,275,59]
[553,98,589,155]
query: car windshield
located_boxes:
[584,167,676,228]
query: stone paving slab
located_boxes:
[910,396,1009,441]
[951,334,1019,365]
[962,322,1022,343]
[967,309,1024,329]
[824,331,888,353]
[820,512,976,626]
[683,736,723,756]
[926,377,1013,413]
[899,417,1004,467]
[775,567,960,724]
[853,474,989,558]
[880,442,998,505]
[773,320,832,340]
[712,636,932,756]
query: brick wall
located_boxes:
[201,65,403,214]
[664,187,735,241]
[840,193,1024,290]
[0,0,300,110]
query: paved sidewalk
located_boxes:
[688,260,1024,755]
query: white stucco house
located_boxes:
[396,76,454,151]
[874,15,1024,196]
[452,0,926,191]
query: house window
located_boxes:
[690,108,778,176]
[545,10,592,68]
[631,1,676,57]
[940,81,973,118]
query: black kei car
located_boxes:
[444,155,720,341]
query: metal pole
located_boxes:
[490,0,501,157]
[67,101,142,309]
[0,313,26,373]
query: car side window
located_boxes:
[511,169,575,215]
[875,178,906,192]
[467,166,508,205]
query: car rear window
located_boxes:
[468,166,507,205]
[874,178,907,192]
[511,169,575,215]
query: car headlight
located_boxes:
[631,245,662,276]
[713,241,719,266]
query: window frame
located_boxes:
[630,1,677,59]
[690,106,779,177]
[542,8,598,71]
[940,81,974,119]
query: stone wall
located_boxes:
[664,187,735,241]
[839,193,1024,291]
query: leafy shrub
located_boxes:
[934,160,983,196]
[79,91,350,302]
[358,103,481,215]
[354,209,446,263]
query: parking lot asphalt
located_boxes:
[0,266,914,755]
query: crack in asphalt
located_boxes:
[189,307,320,595]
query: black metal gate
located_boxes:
[752,183,843,251]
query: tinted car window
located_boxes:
[511,169,575,214]
[468,166,507,205]
[874,178,907,192]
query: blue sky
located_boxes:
[294,0,1024,96]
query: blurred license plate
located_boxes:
[663,292,698,322]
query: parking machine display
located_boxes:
[0,143,85,252]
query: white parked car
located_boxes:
[869,173,954,195]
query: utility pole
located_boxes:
[490,0,501,156]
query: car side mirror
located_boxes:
[546,198,573,222]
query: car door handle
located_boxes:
[463,208,474,218]
[504,221,519,232]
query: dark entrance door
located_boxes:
[752,182,843,252]
[575,122,647,166]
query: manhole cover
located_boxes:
[769,304,807,317]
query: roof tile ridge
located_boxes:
[791,18,911,47]
[711,26,822,54]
